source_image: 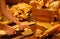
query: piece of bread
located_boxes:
[30,0,44,8]
[10,3,32,20]
[21,28,33,36]
[45,1,60,11]
[36,29,43,37]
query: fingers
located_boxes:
[4,27,16,35]
[19,22,31,30]
[19,25,30,30]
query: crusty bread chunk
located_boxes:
[21,28,33,36]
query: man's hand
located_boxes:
[4,26,16,35]
[19,22,30,30]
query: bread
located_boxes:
[10,3,32,20]
[36,29,43,37]
[45,1,60,11]
[30,0,44,9]
[21,28,33,36]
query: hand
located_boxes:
[51,22,54,26]
[4,26,16,35]
[19,22,30,30]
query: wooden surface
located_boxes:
[22,25,46,39]
[0,22,59,39]
[0,24,46,39]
